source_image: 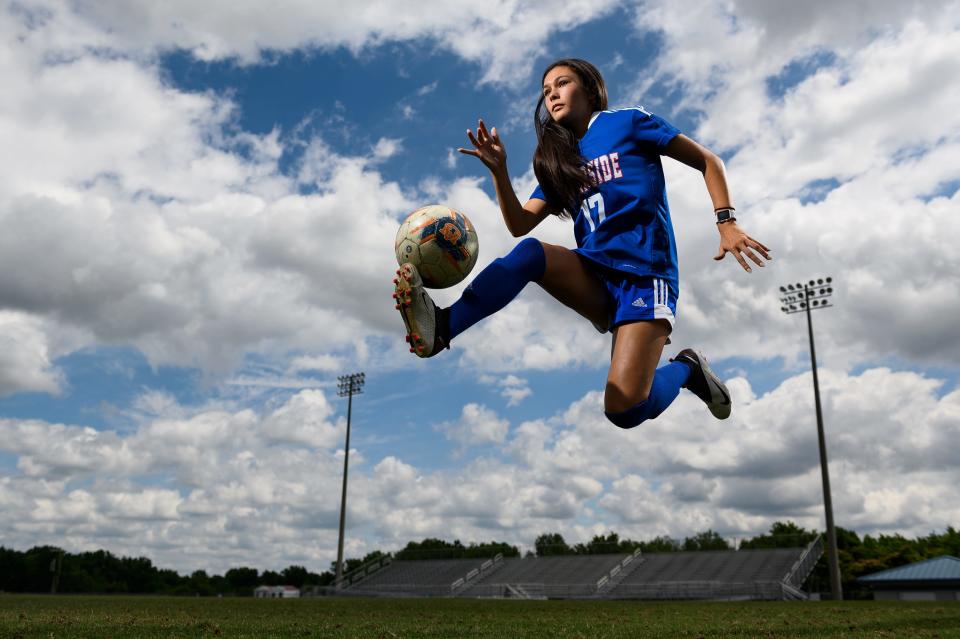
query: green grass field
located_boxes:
[2,595,959,638]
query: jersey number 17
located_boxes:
[580,193,606,232]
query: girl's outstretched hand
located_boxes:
[458,119,507,174]
[714,222,771,273]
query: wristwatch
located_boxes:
[715,207,736,224]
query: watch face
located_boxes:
[716,210,731,221]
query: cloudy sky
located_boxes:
[1,0,958,575]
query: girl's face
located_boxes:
[542,65,593,128]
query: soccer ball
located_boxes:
[394,205,479,288]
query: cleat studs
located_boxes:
[404,300,412,306]
[404,335,411,342]
[409,347,415,353]
[394,304,401,310]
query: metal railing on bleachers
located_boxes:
[781,582,809,600]
[451,553,504,595]
[598,548,644,594]
[784,535,823,588]
[334,555,392,589]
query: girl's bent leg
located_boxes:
[604,319,690,428]
[447,240,609,345]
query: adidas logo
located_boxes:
[631,297,647,307]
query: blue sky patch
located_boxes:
[920,178,960,203]
[0,346,202,431]
[795,177,843,205]
[766,50,838,100]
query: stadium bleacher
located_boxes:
[341,537,823,601]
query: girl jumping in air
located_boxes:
[394,58,770,426]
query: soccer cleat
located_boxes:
[670,348,731,419]
[393,263,449,358]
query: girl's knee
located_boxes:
[605,404,654,429]
[512,236,544,263]
[505,237,545,279]
[604,390,656,429]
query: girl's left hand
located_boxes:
[458,119,507,174]
[714,222,771,272]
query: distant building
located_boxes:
[254,585,301,599]
[857,556,960,601]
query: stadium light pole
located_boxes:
[779,277,842,601]
[335,372,365,588]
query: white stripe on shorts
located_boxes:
[654,278,675,324]
[653,278,667,308]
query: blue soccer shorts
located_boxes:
[591,268,679,335]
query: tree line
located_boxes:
[0,546,327,596]
[1,523,956,595]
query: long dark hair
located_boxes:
[533,58,608,216]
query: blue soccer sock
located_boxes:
[604,360,692,428]
[447,237,546,340]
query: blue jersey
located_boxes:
[531,107,681,286]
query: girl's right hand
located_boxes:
[458,119,507,174]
